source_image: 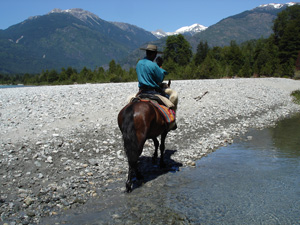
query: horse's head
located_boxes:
[161,80,178,111]
[159,80,171,91]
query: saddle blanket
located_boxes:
[141,99,175,124]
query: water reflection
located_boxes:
[270,113,300,158]
[165,113,300,224]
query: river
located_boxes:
[43,113,300,225]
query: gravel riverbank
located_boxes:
[1,78,300,224]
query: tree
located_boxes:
[94,67,106,81]
[282,58,295,77]
[296,51,300,70]
[39,70,48,83]
[197,51,220,79]
[108,59,117,75]
[163,58,179,77]
[239,57,252,77]
[163,34,192,66]
[78,67,93,83]
[194,41,210,65]
[59,68,68,82]
[273,5,300,64]
[252,38,281,76]
[225,41,244,75]
[47,69,59,83]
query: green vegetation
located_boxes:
[1,5,299,85]
[0,60,137,85]
[291,90,300,105]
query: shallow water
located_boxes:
[45,113,300,225]
[0,85,25,89]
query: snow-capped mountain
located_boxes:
[152,23,207,38]
[151,29,168,39]
[258,2,296,9]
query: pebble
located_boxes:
[24,197,34,206]
[0,78,299,224]
[46,156,53,163]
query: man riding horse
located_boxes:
[118,44,178,192]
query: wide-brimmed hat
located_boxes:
[140,44,163,54]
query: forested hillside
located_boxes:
[0,9,157,74]
[1,5,300,85]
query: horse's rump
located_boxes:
[120,103,140,162]
[118,101,165,145]
[139,99,175,124]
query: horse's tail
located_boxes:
[121,103,139,162]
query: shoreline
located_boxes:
[1,78,300,224]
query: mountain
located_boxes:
[1,3,299,74]
[120,2,300,68]
[151,23,207,38]
[191,2,299,48]
[0,8,157,74]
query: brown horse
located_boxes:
[117,82,175,192]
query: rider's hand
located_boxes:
[156,57,163,67]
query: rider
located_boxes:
[136,44,169,98]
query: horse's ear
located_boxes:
[168,80,171,87]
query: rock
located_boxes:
[88,159,101,166]
[26,210,36,217]
[34,161,42,167]
[46,156,53,163]
[60,199,70,206]
[24,197,34,206]
[117,150,124,159]
[187,160,196,167]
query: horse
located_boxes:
[117,81,177,192]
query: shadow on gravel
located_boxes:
[132,149,183,191]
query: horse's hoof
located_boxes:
[126,186,132,193]
[126,183,132,193]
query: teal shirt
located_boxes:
[136,57,167,88]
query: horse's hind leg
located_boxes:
[152,138,159,164]
[126,160,139,193]
[159,131,168,168]
[126,168,133,193]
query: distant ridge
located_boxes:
[190,2,300,48]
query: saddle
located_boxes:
[132,93,176,130]
[136,93,165,105]
[127,87,178,130]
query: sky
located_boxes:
[0,0,297,32]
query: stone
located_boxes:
[24,197,34,206]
